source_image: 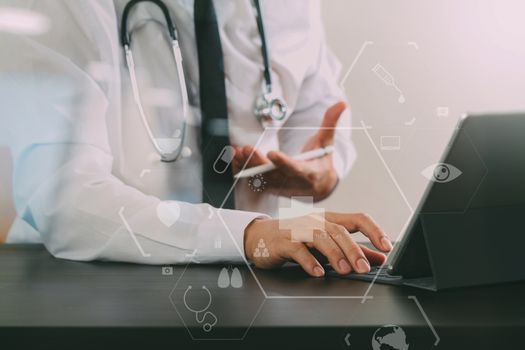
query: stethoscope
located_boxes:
[120,0,288,163]
[183,285,218,332]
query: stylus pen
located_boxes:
[234,146,335,179]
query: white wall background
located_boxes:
[318,0,525,241]
[1,0,525,242]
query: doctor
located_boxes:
[1,0,391,277]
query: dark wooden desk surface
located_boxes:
[0,244,523,349]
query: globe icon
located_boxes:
[371,325,409,350]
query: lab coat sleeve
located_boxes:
[1,1,265,265]
[278,0,355,180]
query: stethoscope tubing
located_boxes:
[120,0,287,162]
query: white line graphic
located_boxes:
[409,296,440,346]
[118,207,151,257]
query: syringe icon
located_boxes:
[371,63,406,104]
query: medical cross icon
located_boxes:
[278,196,325,243]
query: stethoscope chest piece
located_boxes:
[254,91,288,127]
[252,0,288,128]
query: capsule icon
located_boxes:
[213,145,235,174]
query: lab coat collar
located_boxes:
[64,0,120,66]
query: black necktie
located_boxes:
[194,0,235,209]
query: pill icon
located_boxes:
[213,145,235,174]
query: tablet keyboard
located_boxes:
[328,265,404,285]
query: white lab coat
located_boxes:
[0,0,354,264]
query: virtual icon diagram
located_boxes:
[248,174,267,193]
[371,325,409,350]
[279,196,325,243]
[162,266,173,275]
[183,285,218,333]
[170,265,265,340]
[372,63,406,104]
[213,145,235,174]
[380,136,401,151]
[156,201,181,228]
[422,163,462,183]
[214,236,222,249]
[218,266,243,289]
[253,239,270,258]
[436,106,450,118]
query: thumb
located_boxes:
[317,101,347,146]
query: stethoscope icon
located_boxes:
[183,285,218,332]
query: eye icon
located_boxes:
[421,163,462,183]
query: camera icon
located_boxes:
[162,266,174,276]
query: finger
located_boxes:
[233,146,243,159]
[282,241,325,277]
[316,101,347,146]
[243,145,270,167]
[232,159,242,174]
[242,145,254,158]
[325,212,392,253]
[249,150,269,166]
[326,223,370,274]
[360,245,387,266]
[233,147,247,165]
[267,150,303,175]
[233,147,246,168]
[308,229,352,275]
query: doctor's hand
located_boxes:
[234,102,346,201]
[244,212,392,277]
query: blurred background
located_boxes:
[1,0,525,243]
